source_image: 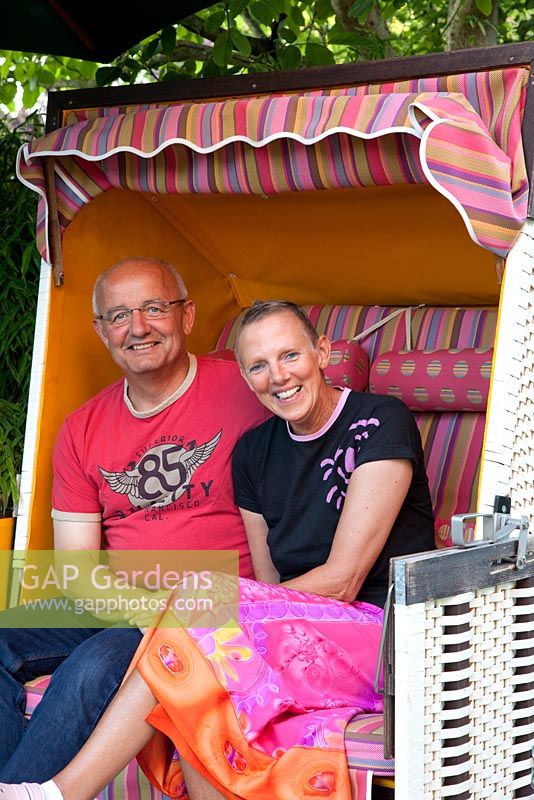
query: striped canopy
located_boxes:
[18,66,529,262]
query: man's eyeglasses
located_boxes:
[95,299,186,328]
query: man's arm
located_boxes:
[281,459,413,602]
[54,520,168,624]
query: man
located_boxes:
[0,256,265,782]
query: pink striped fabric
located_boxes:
[17,66,528,263]
[414,411,486,545]
[217,305,497,358]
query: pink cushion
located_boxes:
[370,348,493,411]
[208,340,369,391]
[207,349,236,360]
[324,339,369,391]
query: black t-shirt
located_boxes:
[232,389,435,608]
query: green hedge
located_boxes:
[0,116,41,516]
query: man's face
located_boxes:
[93,261,195,380]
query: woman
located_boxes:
[1,301,435,800]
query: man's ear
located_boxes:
[93,319,110,349]
[316,334,331,370]
[182,300,196,335]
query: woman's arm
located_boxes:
[282,458,413,602]
[239,507,280,584]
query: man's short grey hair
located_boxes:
[234,300,319,363]
[92,256,188,315]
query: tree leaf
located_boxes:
[201,58,224,78]
[277,45,302,70]
[250,1,277,26]
[315,0,334,19]
[160,65,186,81]
[278,25,297,43]
[288,5,304,26]
[204,11,226,33]
[141,38,160,62]
[182,59,198,75]
[22,86,40,108]
[160,26,177,58]
[228,0,250,18]
[304,42,336,66]
[76,60,98,79]
[475,0,492,14]
[0,83,17,105]
[212,31,232,66]
[348,0,375,18]
[230,28,252,56]
[95,65,121,86]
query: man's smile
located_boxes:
[129,342,159,351]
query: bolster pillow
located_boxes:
[369,348,493,411]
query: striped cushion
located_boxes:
[415,411,486,546]
[25,677,390,789]
[24,677,171,800]
[345,713,394,776]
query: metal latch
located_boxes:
[451,496,530,569]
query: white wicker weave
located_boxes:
[394,570,534,800]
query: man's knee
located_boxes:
[51,627,143,696]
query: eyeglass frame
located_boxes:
[94,298,187,327]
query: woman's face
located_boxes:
[238,311,335,436]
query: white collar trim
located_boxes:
[124,353,197,418]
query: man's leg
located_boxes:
[0,599,102,773]
[0,625,142,782]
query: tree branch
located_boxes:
[179,14,218,43]
[445,0,499,50]
[150,40,252,66]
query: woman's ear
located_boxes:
[316,334,331,370]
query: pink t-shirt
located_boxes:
[52,355,266,578]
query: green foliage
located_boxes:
[1,1,533,98]
[0,116,41,515]
[0,51,98,112]
[0,401,26,518]
[69,0,534,86]
[475,0,493,14]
